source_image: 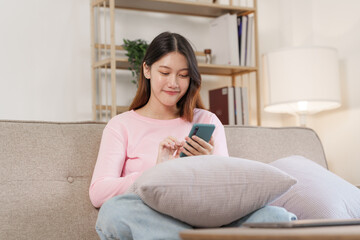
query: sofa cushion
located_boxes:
[127,155,297,227]
[270,155,360,219]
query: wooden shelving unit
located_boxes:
[92,0,255,17]
[91,0,260,125]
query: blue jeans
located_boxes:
[96,194,297,240]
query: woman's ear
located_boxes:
[143,62,151,79]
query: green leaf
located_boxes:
[123,38,149,86]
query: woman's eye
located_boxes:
[160,72,169,76]
[179,74,189,78]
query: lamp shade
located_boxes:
[263,47,341,115]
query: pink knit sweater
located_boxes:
[89,108,229,208]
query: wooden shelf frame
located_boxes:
[91,0,261,124]
[95,57,258,76]
[94,44,257,75]
[91,0,255,17]
[95,104,128,114]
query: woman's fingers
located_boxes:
[159,134,215,160]
[157,136,183,164]
[181,144,194,156]
[182,135,214,156]
[160,137,181,149]
[192,135,213,151]
[209,136,214,148]
[185,137,205,154]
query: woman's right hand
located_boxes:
[156,136,183,164]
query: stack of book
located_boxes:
[209,13,255,67]
[216,0,254,7]
[209,86,249,125]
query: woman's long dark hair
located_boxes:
[129,31,205,122]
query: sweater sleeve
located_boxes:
[210,114,229,157]
[89,125,140,208]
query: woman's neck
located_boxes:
[135,104,180,120]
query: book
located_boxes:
[232,0,248,7]
[240,0,247,7]
[241,87,249,125]
[209,87,235,125]
[216,0,230,5]
[245,14,254,66]
[250,15,256,67]
[234,86,244,125]
[240,15,248,66]
[237,16,242,65]
[246,0,254,8]
[209,13,239,66]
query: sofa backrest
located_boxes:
[224,125,328,168]
[0,120,327,240]
[0,120,105,240]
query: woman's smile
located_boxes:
[163,90,180,95]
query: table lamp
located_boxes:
[263,47,341,126]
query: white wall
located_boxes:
[311,0,360,186]
[1,0,358,185]
[258,0,360,186]
[0,0,91,121]
[257,0,284,127]
[0,0,231,121]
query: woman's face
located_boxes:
[143,51,190,110]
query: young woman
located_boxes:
[90,32,296,240]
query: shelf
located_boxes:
[91,0,260,124]
[197,63,257,76]
[93,58,257,76]
[92,0,255,17]
[96,104,128,113]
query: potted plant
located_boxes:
[123,39,149,86]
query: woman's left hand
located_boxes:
[180,136,214,157]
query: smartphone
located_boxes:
[179,123,215,157]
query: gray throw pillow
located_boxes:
[127,155,297,227]
[270,155,360,219]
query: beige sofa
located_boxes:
[0,120,328,240]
